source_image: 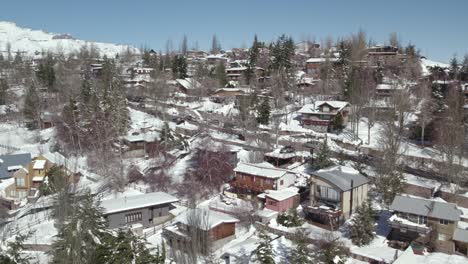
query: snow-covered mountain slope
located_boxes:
[0,21,139,58]
[420,58,449,76]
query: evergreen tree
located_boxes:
[313,136,333,169]
[253,231,275,264]
[0,78,8,105]
[181,35,188,55]
[245,35,262,84]
[449,56,459,80]
[461,55,468,82]
[51,192,106,264]
[350,199,376,246]
[290,229,313,264]
[332,112,345,131]
[0,231,34,264]
[211,34,221,54]
[23,84,40,122]
[36,53,56,91]
[377,171,405,206]
[256,97,270,125]
[215,62,227,87]
[13,51,22,65]
[172,55,188,79]
[270,34,295,72]
[80,74,92,105]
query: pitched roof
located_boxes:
[0,153,31,179]
[175,78,201,90]
[175,208,239,230]
[298,101,349,114]
[390,195,461,222]
[33,159,46,170]
[265,187,299,201]
[234,162,291,179]
[311,165,369,191]
[101,192,179,215]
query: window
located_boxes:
[317,185,340,201]
[125,212,142,224]
[438,233,448,241]
[268,200,277,206]
[322,106,330,112]
[439,219,449,225]
[280,180,284,186]
[16,178,26,187]
[418,216,427,225]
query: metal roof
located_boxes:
[0,153,31,179]
[311,165,369,191]
[390,195,461,222]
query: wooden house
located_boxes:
[298,101,350,132]
[304,165,369,229]
[231,162,296,198]
[388,195,468,255]
[163,209,239,253]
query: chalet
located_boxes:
[258,187,300,213]
[226,66,264,82]
[231,162,296,198]
[0,153,31,180]
[366,45,398,56]
[388,195,468,255]
[306,57,339,78]
[297,77,318,90]
[101,192,179,230]
[305,165,369,229]
[5,155,54,200]
[175,78,201,95]
[186,50,208,59]
[206,54,228,65]
[298,101,350,132]
[131,67,154,75]
[163,208,239,253]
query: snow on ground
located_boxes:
[0,21,139,57]
[420,58,449,77]
[0,123,55,157]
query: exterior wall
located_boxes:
[105,204,172,229]
[233,172,275,193]
[428,218,457,254]
[341,184,368,219]
[265,195,298,212]
[276,173,295,190]
[211,222,236,241]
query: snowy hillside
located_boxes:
[420,58,449,76]
[0,21,139,57]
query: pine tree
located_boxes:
[51,192,106,264]
[181,35,188,55]
[461,55,468,82]
[253,231,275,264]
[80,75,92,105]
[332,112,345,131]
[449,56,459,80]
[211,34,221,54]
[0,78,8,105]
[215,62,227,87]
[36,53,56,91]
[314,136,333,169]
[23,84,40,122]
[256,97,270,125]
[0,231,34,264]
[350,199,376,246]
[290,229,313,264]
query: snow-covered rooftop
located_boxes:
[33,159,46,170]
[175,208,239,230]
[264,187,299,201]
[234,162,291,179]
[100,192,179,215]
[298,101,349,114]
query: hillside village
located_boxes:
[0,21,468,264]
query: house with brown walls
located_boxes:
[298,101,349,132]
[231,162,297,198]
[388,195,468,255]
[163,208,239,254]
